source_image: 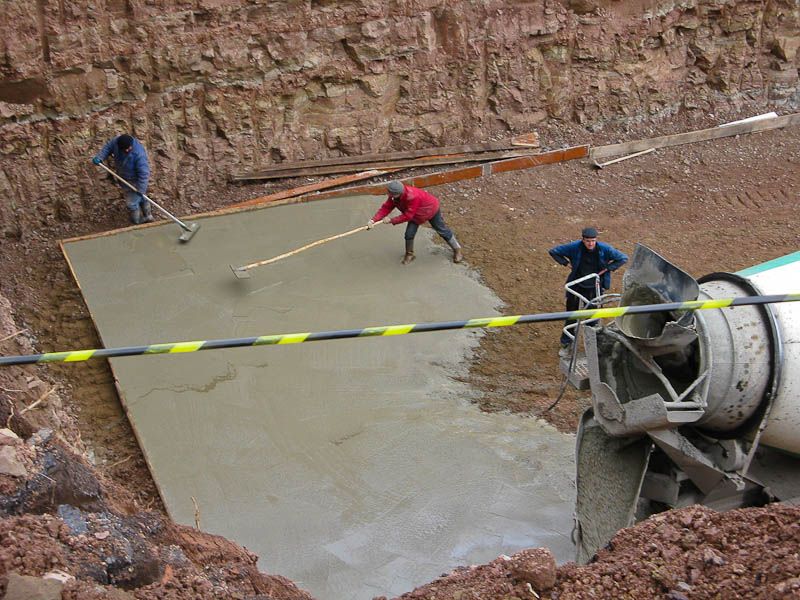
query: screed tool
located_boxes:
[97,162,200,242]
[230,222,383,279]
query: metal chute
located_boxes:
[572,245,800,562]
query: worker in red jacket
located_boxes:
[367,181,463,264]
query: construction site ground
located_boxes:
[1,112,799,598]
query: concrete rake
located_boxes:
[97,162,200,243]
[231,222,383,279]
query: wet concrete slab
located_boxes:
[62,195,575,600]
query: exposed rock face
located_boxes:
[0,0,798,234]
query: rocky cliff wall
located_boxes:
[0,0,798,235]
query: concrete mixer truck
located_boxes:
[568,245,800,562]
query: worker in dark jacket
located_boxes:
[92,134,152,224]
[549,227,628,348]
[367,181,463,264]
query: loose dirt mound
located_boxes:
[0,510,314,599]
[388,504,800,599]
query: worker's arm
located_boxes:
[389,194,421,225]
[92,136,119,165]
[604,246,628,271]
[370,198,395,224]
[548,243,573,266]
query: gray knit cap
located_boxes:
[387,181,404,196]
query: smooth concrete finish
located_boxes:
[63,196,575,600]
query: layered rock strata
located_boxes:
[0,0,798,234]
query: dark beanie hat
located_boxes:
[581,226,598,238]
[387,181,404,196]
[117,134,134,151]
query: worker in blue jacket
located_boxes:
[549,227,628,349]
[92,134,152,224]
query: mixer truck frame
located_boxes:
[569,245,800,562]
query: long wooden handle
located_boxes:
[243,222,382,270]
[97,161,190,229]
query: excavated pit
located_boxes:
[61,195,575,599]
[2,0,800,596]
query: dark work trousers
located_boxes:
[560,285,602,345]
[404,210,454,242]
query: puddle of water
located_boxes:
[63,196,575,600]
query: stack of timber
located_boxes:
[231,135,540,181]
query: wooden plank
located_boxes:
[60,215,163,243]
[511,132,540,147]
[307,145,589,200]
[232,139,527,179]
[308,166,489,199]
[490,145,588,174]
[231,169,395,209]
[58,240,173,514]
[590,113,800,161]
[231,149,542,181]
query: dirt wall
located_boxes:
[1,0,799,236]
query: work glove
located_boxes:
[92,156,102,165]
[366,219,375,229]
[381,216,392,224]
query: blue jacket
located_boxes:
[548,240,628,291]
[96,136,150,195]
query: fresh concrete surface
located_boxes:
[63,195,575,600]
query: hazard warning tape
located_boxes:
[1,293,798,367]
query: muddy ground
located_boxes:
[1,106,799,598]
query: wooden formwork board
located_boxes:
[590,113,800,161]
[231,137,537,180]
[232,169,397,209]
[305,145,589,200]
[232,148,543,181]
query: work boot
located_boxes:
[401,239,415,265]
[448,236,463,264]
[142,201,154,223]
[129,208,142,225]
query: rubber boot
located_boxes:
[129,208,142,225]
[448,236,463,263]
[401,239,415,265]
[142,201,154,223]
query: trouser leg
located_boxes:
[428,210,453,241]
[125,191,142,224]
[429,210,463,263]
[404,221,419,241]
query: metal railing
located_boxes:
[561,273,621,344]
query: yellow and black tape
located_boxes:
[2,293,798,367]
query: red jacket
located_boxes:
[372,186,440,225]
